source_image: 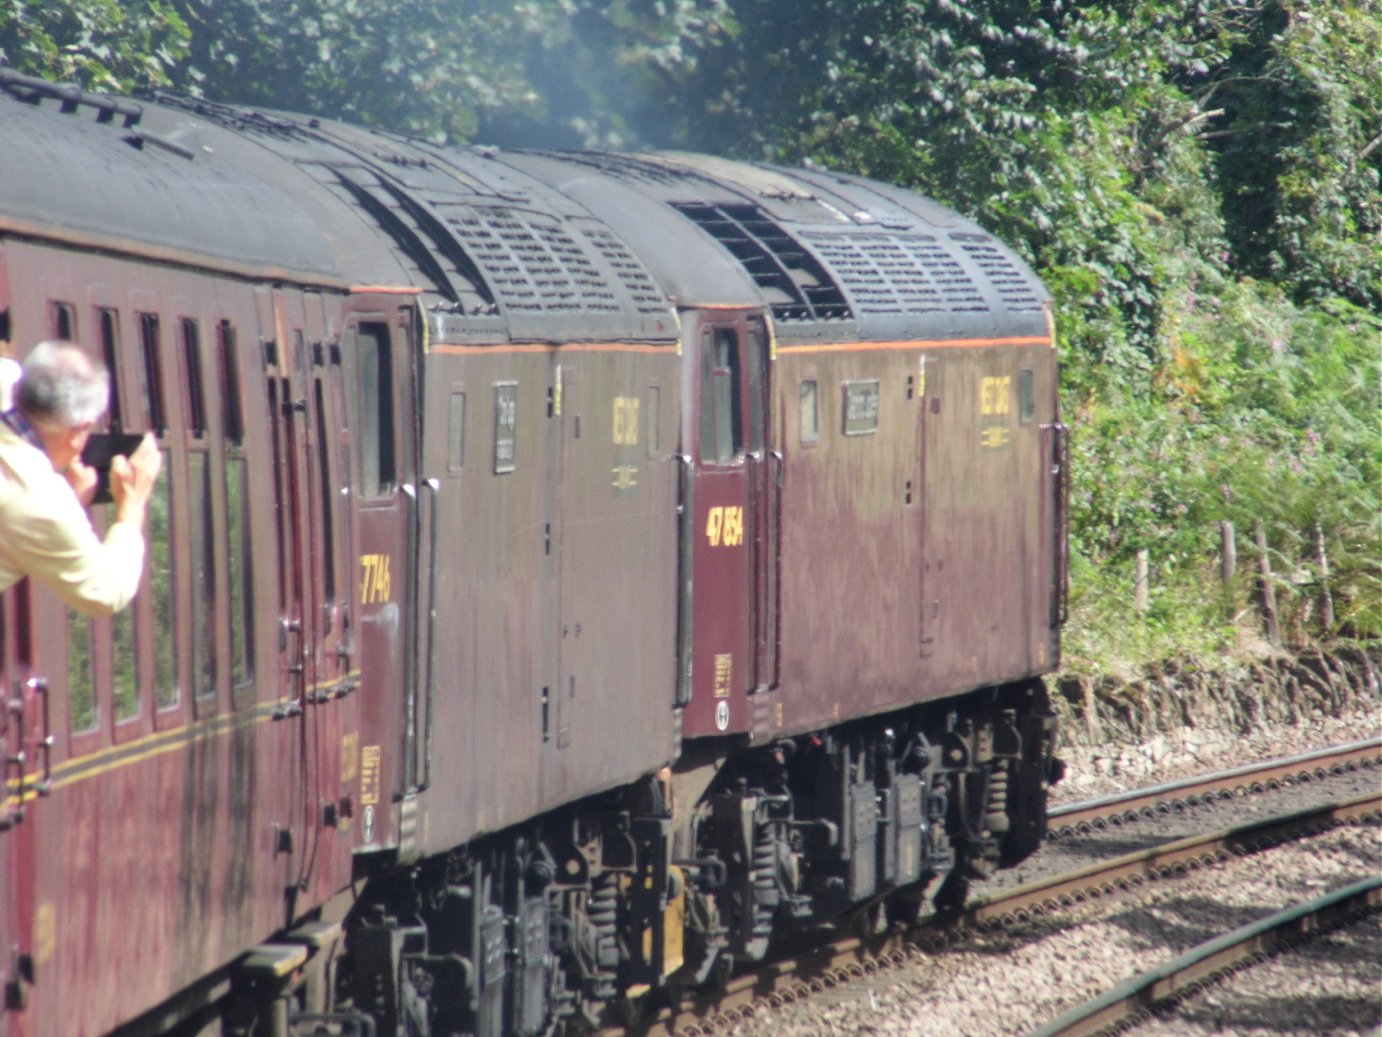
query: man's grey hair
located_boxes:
[16,340,110,429]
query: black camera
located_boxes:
[81,432,146,505]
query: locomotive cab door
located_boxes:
[682,309,777,740]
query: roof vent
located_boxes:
[950,234,1044,311]
[800,231,989,315]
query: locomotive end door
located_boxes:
[682,309,774,740]
[340,301,418,858]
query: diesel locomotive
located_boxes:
[0,70,1067,1037]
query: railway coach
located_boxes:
[0,70,1065,1037]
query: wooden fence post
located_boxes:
[1134,549,1149,614]
[1315,523,1335,631]
[1255,522,1280,643]
[1220,521,1236,587]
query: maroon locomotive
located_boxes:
[0,72,1065,1037]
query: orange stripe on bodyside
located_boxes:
[778,335,1051,355]
[429,341,673,356]
[350,285,424,295]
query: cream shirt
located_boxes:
[0,421,145,615]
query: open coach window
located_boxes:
[355,322,396,498]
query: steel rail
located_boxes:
[970,791,1380,928]
[1048,737,1380,838]
[1025,875,1382,1037]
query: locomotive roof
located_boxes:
[494,150,1051,343]
[0,74,1048,346]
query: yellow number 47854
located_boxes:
[706,505,744,547]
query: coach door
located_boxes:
[0,586,39,1027]
[261,287,359,894]
[684,310,777,739]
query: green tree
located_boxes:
[0,0,188,88]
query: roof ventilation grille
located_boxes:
[952,236,1044,311]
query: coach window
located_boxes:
[218,320,253,694]
[97,309,124,432]
[313,377,336,600]
[1019,367,1035,425]
[140,313,168,436]
[800,380,819,445]
[138,313,177,709]
[182,319,216,703]
[51,300,76,340]
[98,308,138,723]
[699,328,742,464]
[68,615,96,732]
[355,322,396,497]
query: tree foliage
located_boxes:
[2,0,1377,659]
[0,0,188,88]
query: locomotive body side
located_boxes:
[499,149,1065,969]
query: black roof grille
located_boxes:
[581,225,671,317]
[445,206,667,318]
[674,202,852,323]
[801,231,990,315]
[951,234,1044,311]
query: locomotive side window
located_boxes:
[1019,367,1035,425]
[699,328,742,464]
[51,300,76,340]
[746,321,765,454]
[448,390,466,470]
[800,380,819,444]
[355,322,396,497]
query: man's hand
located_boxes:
[64,456,100,508]
[110,434,162,527]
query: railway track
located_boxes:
[1046,737,1380,839]
[1027,875,1382,1037]
[614,739,1382,1037]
